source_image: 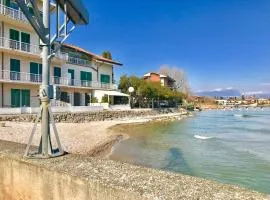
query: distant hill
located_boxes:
[196,88,241,97]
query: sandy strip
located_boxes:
[0,112,187,157]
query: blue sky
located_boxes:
[66,0,270,94]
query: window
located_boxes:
[11,89,20,108]
[9,29,19,49]
[80,71,92,87]
[9,29,19,41]
[21,89,30,107]
[30,62,42,82]
[21,32,30,52]
[60,92,69,103]
[4,0,11,7]
[100,74,110,84]
[53,67,61,84]
[10,59,20,80]
[11,89,30,107]
[68,69,74,85]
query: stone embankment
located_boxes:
[0,140,268,200]
[0,108,183,123]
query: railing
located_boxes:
[51,76,117,90]
[66,55,92,67]
[0,70,42,83]
[0,70,118,90]
[0,37,67,59]
[0,37,41,55]
[0,4,28,23]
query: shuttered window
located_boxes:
[54,67,61,77]
[21,90,30,107]
[11,89,20,108]
[100,74,110,84]
[9,29,19,41]
[10,59,20,72]
[21,32,30,44]
[30,62,42,82]
[80,71,92,81]
[11,89,30,107]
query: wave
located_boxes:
[194,134,214,140]
[233,114,253,118]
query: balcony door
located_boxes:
[21,32,30,52]
[74,93,81,106]
[80,71,92,87]
[53,67,61,84]
[68,69,74,86]
[100,74,110,88]
[9,29,19,50]
[30,62,42,82]
[21,89,30,107]
[11,89,20,108]
[10,59,20,80]
[11,89,30,107]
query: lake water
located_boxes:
[110,108,270,194]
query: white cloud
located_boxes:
[213,88,222,92]
[226,87,233,90]
[260,83,270,86]
[195,87,236,93]
[243,91,265,95]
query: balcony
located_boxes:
[0,70,118,90]
[0,70,42,84]
[51,76,117,90]
[66,55,92,67]
[0,37,41,55]
[0,37,68,60]
[0,4,29,23]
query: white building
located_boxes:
[0,0,127,111]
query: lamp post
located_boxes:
[15,0,89,158]
[128,86,134,109]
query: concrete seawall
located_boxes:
[0,140,268,200]
[0,108,180,123]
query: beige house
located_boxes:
[0,0,124,109]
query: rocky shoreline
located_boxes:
[0,109,188,157]
[0,108,184,123]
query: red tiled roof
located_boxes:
[62,44,123,66]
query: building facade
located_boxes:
[143,72,175,89]
[0,0,123,108]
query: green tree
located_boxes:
[90,97,98,103]
[102,51,112,60]
[118,75,186,108]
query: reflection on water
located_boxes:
[165,147,193,175]
[110,108,270,194]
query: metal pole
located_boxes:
[40,0,50,157]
